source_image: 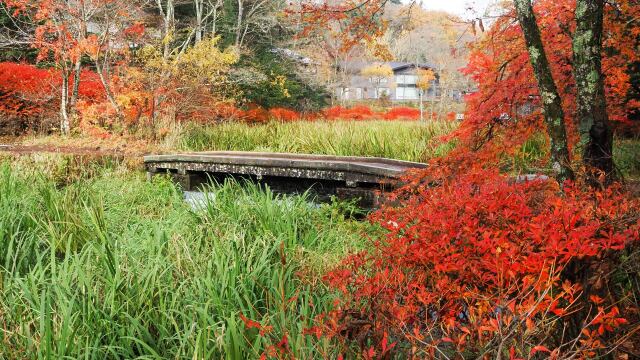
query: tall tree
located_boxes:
[572,0,613,183]
[513,0,573,181]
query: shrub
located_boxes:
[268,107,300,122]
[382,107,419,120]
[0,62,106,134]
[319,169,639,358]
[324,105,376,120]
[242,107,270,124]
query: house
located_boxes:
[335,62,438,102]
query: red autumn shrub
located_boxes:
[323,105,428,121]
[382,107,419,120]
[324,105,376,120]
[242,107,270,124]
[268,107,300,122]
[318,169,639,358]
[0,62,56,120]
[0,62,107,134]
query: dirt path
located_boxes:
[0,141,148,157]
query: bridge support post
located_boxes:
[172,173,194,191]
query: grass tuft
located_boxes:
[0,157,371,358]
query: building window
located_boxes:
[355,88,363,99]
[369,77,389,84]
[396,75,418,85]
[396,86,419,100]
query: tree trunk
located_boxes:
[572,0,614,184]
[514,0,574,182]
[195,0,203,43]
[419,91,424,122]
[161,0,175,60]
[70,59,81,108]
[235,0,243,47]
[96,59,122,116]
[60,68,71,135]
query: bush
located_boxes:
[268,107,300,122]
[0,62,106,134]
[319,169,639,358]
[382,107,419,120]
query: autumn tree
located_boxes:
[360,63,393,99]
[416,68,435,121]
[134,36,238,123]
[0,0,136,133]
[457,0,639,181]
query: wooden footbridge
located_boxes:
[144,151,427,209]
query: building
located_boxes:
[335,62,438,102]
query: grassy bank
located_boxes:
[19,120,458,163]
[175,120,458,162]
[0,155,371,359]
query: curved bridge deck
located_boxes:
[144,151,427,209]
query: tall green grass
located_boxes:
[0,156,371,359]
[174,120,458,162]
[614,138,640,180]
[501,134,640,179]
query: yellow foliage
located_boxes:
[175,37,239,83]
[416,68,436,91]
[136,36,238,85]
[270,75,291,98]
[361,63,394,78]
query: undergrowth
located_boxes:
[0,155,372,359]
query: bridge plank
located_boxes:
[144,151,426,180]
[144,151,427,209]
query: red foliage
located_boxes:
[0,62,105,119]
[323,105,421,121]
[318,169,639,357]
[242,107,271,124]
[457,0,640,163]
[0,62,56,118]
[268,107,300,122]
[382,107,419,120]
[324,105,376,120]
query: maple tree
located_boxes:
[0,0,140,133]
[457,0,640,181]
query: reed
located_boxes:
[0,157,372,359]
[175,120,458,162]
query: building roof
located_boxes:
[338,61,434,74]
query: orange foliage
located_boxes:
[382,107,419,120]
[456,0,640,165]
[324,106,420,121]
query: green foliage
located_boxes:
[234,49,328,111]
[0,156,370,358]
[614,138,640,179]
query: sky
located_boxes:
[403,0,496,17]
